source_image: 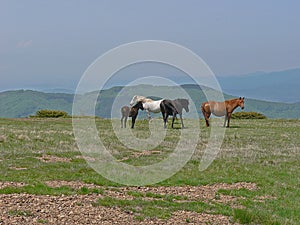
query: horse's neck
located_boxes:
[174,101,183,113]
[229,100,239,111]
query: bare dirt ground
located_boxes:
[0,181,258,224]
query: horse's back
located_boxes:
[121,106,130,117]
[202,101,226,116]
[143,99,162,113]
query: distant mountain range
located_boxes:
[1,84,299,119]
[217,68,300,103]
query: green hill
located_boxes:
[0,90,73,118]
[1,85,299,118]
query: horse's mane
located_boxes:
[175,98,189,105]
[134,95,153,102]
[224,98,233,102]
[225,98,242,103]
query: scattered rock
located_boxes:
[0,135,6,142]
[0,182,27,189]
[0,181,257,224]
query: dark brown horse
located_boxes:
[121,101,144,128]
[201,97,245,127]
[160,98,189,128]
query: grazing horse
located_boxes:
[160,98,189,128]
[130,95,163,120]
[201,97,245,127]
[121,101,144,128]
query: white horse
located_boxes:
[130,95,163,120]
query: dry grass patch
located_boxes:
[36,155,71,163]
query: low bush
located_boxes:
[34,109,69,118]
[231,111,267,119]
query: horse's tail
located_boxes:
[201,102,208,115]
[201,102,205,112]
[165,100,178,115]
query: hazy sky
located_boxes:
[1,0,300,91]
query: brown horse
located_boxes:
[121,101,144,128]
[201,97,245,127]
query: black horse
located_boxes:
[160,98,189,128]
[121,101,144,128]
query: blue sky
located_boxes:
[1,0,300,91]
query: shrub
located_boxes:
[35,109,69,118]
[231,111,267,119]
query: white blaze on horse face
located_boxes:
[130,95,146,106]
[130,96,138,106]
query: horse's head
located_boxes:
[133,101,144,110]
[130,95,145,106]
[238,97,245,109]
[179,99,189,112]
[130,95,138,106]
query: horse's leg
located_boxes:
[204,112,211,127]
[202,106,211,127]
[131,116,136,129]
[226,112,232,128]
[124,117,128,128]
[121,116,123,128]
[171,114,176,128]
[223,114,227,127]
[164,114,168,128]
[147,110,151,120]
[180,114,184,128]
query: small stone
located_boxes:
[0,135,6,142]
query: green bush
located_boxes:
[231,111,267,119]
[35,109,69,118]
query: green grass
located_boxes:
[0,117,299,224]
[8,209,33,217]
[127,190,188,201]
[93,196,232,220]
[0,183,104,195]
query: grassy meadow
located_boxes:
[0,117,299,224]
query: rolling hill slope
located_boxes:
[1,85,299,118]
[0,90,74,118]
[218,68,300,103]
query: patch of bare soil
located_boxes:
[44,181,257,202]
[117,150,162,162]
[0,181,257,224]
[75,155,96,162]
[0,194,239,225]
[0,182,26,189]
[120,182,257,201]
[36,155,71,163]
